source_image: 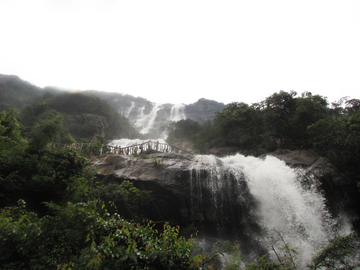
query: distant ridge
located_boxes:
[0,74,226,138]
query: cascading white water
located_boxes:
[190,154,353,267]
[170,104,186,122]
[124,101,135,118]
[135,103,163,134]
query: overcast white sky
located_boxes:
[1,0,359,105]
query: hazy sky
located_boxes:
[1,0,360,105]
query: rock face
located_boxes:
[92,149,360,234]
[92,153,262,242]
[93,153,196,224]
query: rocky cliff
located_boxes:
[92,150,360,236]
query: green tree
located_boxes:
[0,111,200,269]
[289,92,328,148]
[167,119,202,144]
[0,199,198,270]
[0,108,23,151]
[263,91,297,149]
[96,180,153,219]
[0,110,89,210]
[27,112,64,152]
[213,102,264,153]
[194,121,218,153]
[307,232,359,270]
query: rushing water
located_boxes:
[108,138,354,266]
[124,101,135,118]
[134,103,163,134]
[129,103,187,135]
[190,154,353,267]
[170,104,186,122]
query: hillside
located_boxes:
[0,74,43,111]
[0,75,139,141]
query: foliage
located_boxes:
[235,232,358,270]
[19,101,49,130]
[194,121,218,153]
[27,111,65,152]
[151,154,163,166]
[214,102,264,152]
[96,180,153,219]
[1,75,141,141]
[0,146,89,210]
[307,231,360,270]
[307,112,360,169]
[198,240,242,270]
[167,119,202,143]
[78,137,107,158]
[0,109,91,211]
[0,110,199,269]
[0,200,198,270]
[0,108,23,153]
[194,91,331,154]
[47,92,140,140]
[307,109,360,192]
[0,74,43,111]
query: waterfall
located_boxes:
[124,101,135,118]
[189,154,353,267]
[170,104,186,122]
[135,103,162,134]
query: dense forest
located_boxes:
[1,74,360,268]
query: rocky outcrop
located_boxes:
[92,149,360,232]
[92,152,266,256]
[92,153,259,235]
[92,153,197,227]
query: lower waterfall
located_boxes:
[189,154,353,267]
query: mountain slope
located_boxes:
[0,75,139,140]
